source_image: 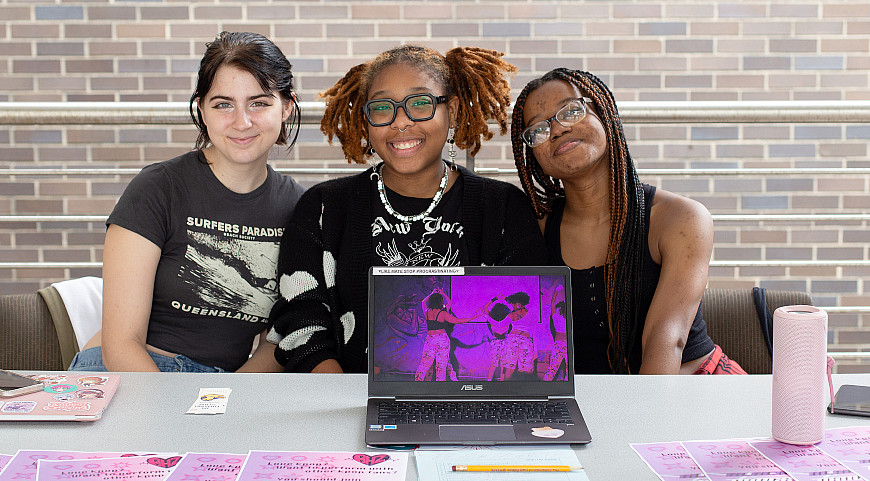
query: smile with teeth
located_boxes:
[391,139,422,150]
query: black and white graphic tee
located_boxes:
[107,151,305,371]
[370,174,468,267]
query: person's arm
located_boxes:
[266,190,345,373]
[236,330,283,372]
[639,192,714,375]
[101,224,162,372]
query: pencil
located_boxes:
[451,465,582,472]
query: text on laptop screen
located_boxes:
[371,269,568,383]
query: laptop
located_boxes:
[0,372,120,421]
[365,265,592,446]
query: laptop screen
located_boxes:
[368,266,575,398]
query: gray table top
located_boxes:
[2,372,869,480]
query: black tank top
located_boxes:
[544,184,714,374]
[426,309,451,332]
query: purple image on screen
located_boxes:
[372,274,566,382]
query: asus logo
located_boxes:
[460,384,483,391]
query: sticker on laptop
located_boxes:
[44,384,77,394]
[43,402,92,412]
[77,376,108,387]
[531,426,565,439]
[367,424,396,431]
[2,401,37,413]
[31,374,67,384]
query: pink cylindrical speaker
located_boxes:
[771,305,828,445]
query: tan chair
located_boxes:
[0,286,79,370]
[701,287,813,374]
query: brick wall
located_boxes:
[2,0,870,370]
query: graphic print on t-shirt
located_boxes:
[372,215,463,267]
[175,217,283,323]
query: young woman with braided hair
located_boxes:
[266,45,546,373]
[511,68,745,375]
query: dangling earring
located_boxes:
[447,127,456,166]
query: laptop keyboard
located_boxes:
[376,400,574,425]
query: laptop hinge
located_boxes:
[390,396,552,402]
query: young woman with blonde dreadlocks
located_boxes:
[265,45,546,373]
[511,68,745,375]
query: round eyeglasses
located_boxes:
[363,93,448,127]
[521,97,592,148]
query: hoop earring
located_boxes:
[447,127,456,165]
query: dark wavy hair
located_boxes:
[189,31,300,154]
[511,68,645,374]
[505,292,530,306]
[426,293,445,310]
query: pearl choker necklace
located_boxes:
[375,161,449,223]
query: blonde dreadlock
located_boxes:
[511,68,646,374]
[320,45,517,164]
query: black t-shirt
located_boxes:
[370,172,468,267]
[107,151,306,371]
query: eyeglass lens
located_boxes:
[365,94,438,126]
[523,99,587,147]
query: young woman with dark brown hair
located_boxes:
[511,68,744,375]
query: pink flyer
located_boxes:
[749,440,861,481]
[0,455,13,473]
[237,451,408,481]
[681,440,794,481]
[36,456,181,481]
[0,451,157,481]
[630,442,710,480]
[816,426,870,479]
[163,453,247,481]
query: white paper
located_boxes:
[414,445,588,481]
[186,388,232,414]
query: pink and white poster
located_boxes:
[237,451,407,481]
[163,453,246,481]
[36,456,181,481]
[0,455,13,473]
[816,426,870,479]
[630,442,710,480]
[681,440,794,481]
[0,451,158,481]
[749,440,861,481]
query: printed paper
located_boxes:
[630,442,709,480]
[163,453,246,481]
[36,456,180,481]
[681,440,793,481]
[749,440,861,481]
[237,450,407,481]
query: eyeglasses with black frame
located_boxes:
[363,93,448,127]
[521,97,592,148]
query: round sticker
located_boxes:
[530,426,565,439]
[44,384,77,394]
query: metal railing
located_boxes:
[4,100,870,125]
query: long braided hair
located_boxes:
[511,68,645,374]
[319,44,517,164]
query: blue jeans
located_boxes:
[68,346,225,373]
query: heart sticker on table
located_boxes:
[147,457,182,468]
[352,454,390,466]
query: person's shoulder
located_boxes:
[650,187,713,241]
[304,168,370,196]
[291,169,371,212]
[652,188,710,222]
